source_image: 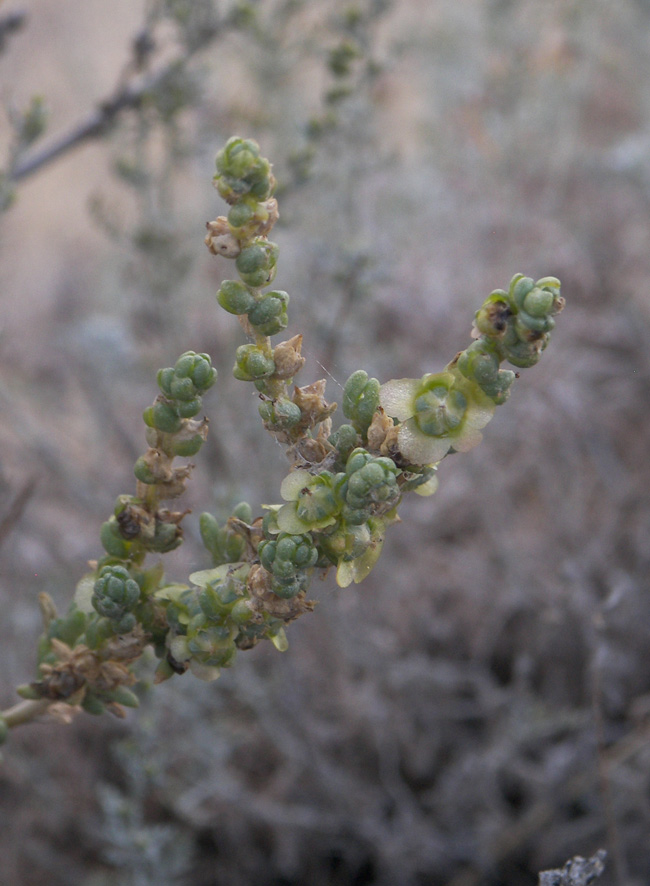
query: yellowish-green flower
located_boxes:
[379,369,495,465]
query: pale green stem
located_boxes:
[2,698,52,729]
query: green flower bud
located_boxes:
[235,239,278,288]
[343,448,399,512]
[508,275,535,311]
[82,693,106,715]
[143,401,182,434]
[176,397,203,418]
[501,337,545,368]
[246,290,289,336]
[111,686,140,708]
[92,565,141,632]
[217,279,257,315]
[230,599,253,625]
[174,351,217,391]
[228,200,254,229]
[200,509,251,565]
[258,396,302,428]
[233,344,275,381]
[133,455,157,484]
[474,292,511,338]
[319,521,372,565]
[456,340,515,404]
[100,519,132,559]
[144,520,183,554]
[522,285,555,317]
[258,531,318,598]
[342,370,381,436]
[215,139,274,203]
[170,434,204,457]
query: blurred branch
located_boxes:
[10,61,194,182]
[9,3,226,184]
[0,9,26,52]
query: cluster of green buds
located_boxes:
[472,274,564,371]
[379,275,563,466]
[99,350,217,562]
[141,349,217,443]
[91,565,141,634]
[258,532,319,598]
[0,137,565,747]
[157,561,291,681]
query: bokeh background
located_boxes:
[1,1,649,884]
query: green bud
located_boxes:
[342,370,380,435]
[176,397,203,418]
[217,279,257,315]
[170,434,204,457]
[344,448,399,511]
[474,292,511,338]
[258,396,302,428]
[235,239,278,288]
[82,693,105,715]
[111,686,140,708]
[228,201,254,229]
[214,138,274,202]
[509,275,535,311]
[233,344,275,381]
[143,401,182,434]
[501,337,544,368]
[144,520,183,554]
[246,290,289,336]
[133,455,157,485]
[92,565,141,630]
[522,285,555,317]
[0,716,8,745]
[100,519,132,559]
[328,423,360,464]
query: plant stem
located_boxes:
[2,698,52,729]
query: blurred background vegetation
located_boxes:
[1,1,649,884]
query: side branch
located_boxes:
[10,63,181,182]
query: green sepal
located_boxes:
[217,279,257,315]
